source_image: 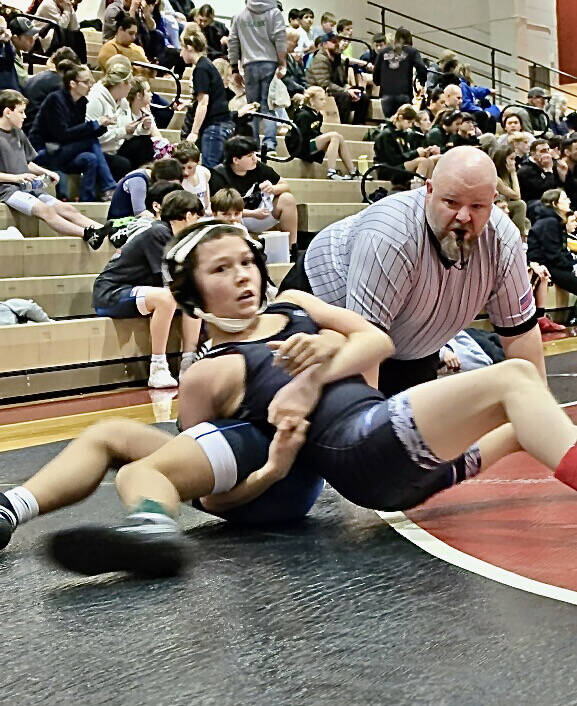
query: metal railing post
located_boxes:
[380,7,386,33]
[491,48,496,104]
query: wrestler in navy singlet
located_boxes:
[205,302,481,511]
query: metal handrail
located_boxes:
[518,56,577,85]
[131,61,181,109]
[336,35,373,54]
[252,112,302,164]
[367,0,512,57]
[361,162,425,203]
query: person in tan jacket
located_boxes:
[97,14,151,74]
[305,32,369,124]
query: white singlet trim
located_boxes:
[377,510,577,606]
[181,422,238,494]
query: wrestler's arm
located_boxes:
[274,289,394,387]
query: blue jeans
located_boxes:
[38,139,116,201]
[244,60,278,150]
[200,121,235,168]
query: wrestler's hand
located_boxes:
[265,418,310,480]
[267,330,344,376]
[442,349,461,372]
[267,370,322,428]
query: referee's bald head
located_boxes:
[431,146,497,190]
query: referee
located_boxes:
[281,146,544,396]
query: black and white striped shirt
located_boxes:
[304,188,536,360]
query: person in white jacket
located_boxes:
[86,57,153,181]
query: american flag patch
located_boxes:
[519,286,533,312]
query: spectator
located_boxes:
[286,87,358,180]
[426,109,462,153]
[34,0,87,62]
[210,136,298,257]
[518,138,566,208]
[372,27,426,118]
[453,111,479,147]
[306,32,369,125]
[561,135,577,209]
[312,11,335,40]
[360,33,386,67]
[458,63,498,133]
[23,46,79,132]
[436,57,460,90]
[86,57,152,180]
[287,8,300,30]
[426,49,456,92]
[295,8,314,56]
[497,113,524,147]
[7,18,38,91]
[492,146,527,237]
[441,83,462,110]
[196,4,229,60]
[546,94,569,136]
[179,31,235,168]
[228,0,287,154]
[98,14,149,72]
[210,186,244,223]
[566,111,577,138]
[283,28,307,96]
[423,86,446,121]
[172,140,211,213]
[526,87,549,133]
[0,16,20,92]
[409,109,431,148]
[527,188,577,295]
[127,76,161,154]
[92,188,204,388]
[374,104,437,182]
[103,0,157,53]
[0,89,110,240]
[107,156,182,219]
[336,18,353,59]
[29,64,118,203]
[509,130,533,166]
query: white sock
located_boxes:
[151,354,167,366]
[4,487,39,524]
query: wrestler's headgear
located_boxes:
[163,220,272,332]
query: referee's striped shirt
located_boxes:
[304,188,536,360]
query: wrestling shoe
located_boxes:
[148,362,178,389]
[327,169,345,180]
[0,506,16,550]
[46,516,185,577]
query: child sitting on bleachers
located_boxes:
[92,188,204,388]
[172,141,211,214]
[0,89,112,240]
[286,87,359,180]
[107,157,183,221]
[210,186,244,224]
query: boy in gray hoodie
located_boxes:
[228,0,287,152]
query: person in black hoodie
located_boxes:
[285,87,357,180]
[372,27,427,118]
[527,188,577,294]
[518,139,567,211]
[196,4,229,60]
[30,64,117,201]
[374,104,438,183]
[426,108,463,153]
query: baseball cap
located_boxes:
[8,17,37,37]
[527,87,550,99]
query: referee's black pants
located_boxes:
[278,255,440,397]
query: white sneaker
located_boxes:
[148,363,178,389]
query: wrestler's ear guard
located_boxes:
[163,220,270,318]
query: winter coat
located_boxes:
[527,204,575,271]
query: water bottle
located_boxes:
[357,154,369,175]
[20,174,46,192]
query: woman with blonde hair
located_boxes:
[546,94,569,136]
[285,87,358,180]
[86,56,152,180]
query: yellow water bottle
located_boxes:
[357,154,369,175]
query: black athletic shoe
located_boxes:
[82,225,108,251]
[46,517,185,577]
[0,507,16,550]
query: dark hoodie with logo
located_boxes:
[228,0,287,67]
[527,203,575,272]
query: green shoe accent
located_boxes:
[132,498,174,518]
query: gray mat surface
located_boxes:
[1,432,577,705]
